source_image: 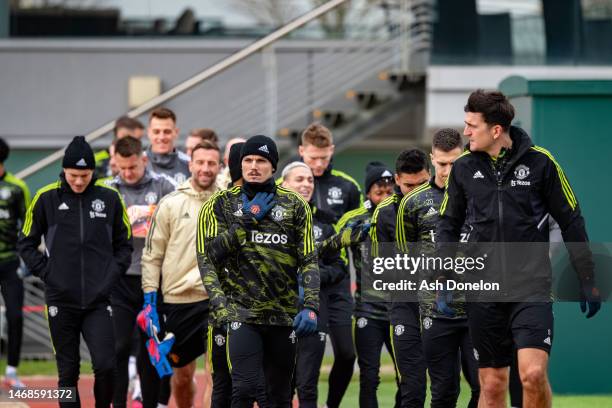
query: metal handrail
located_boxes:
[207,36,398,136]
[15,0,349,180]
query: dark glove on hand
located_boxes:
[293,308,317,337]
[435,288,456,318]
[580,280,601,319]
[340,220,371,247]
[241,192,276,223]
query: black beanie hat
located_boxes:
[0,138,9,164]
[364,161,393,193]
[240,135,279,171]
[229,142,245,183]
[62,136,95,170]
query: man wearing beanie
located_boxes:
[217,137,246,189]
[18,136,133,407]
[199,140,245,408]
[0,138,30,390]
[228,141,245,186]
[198,135,320,407]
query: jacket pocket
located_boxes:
[100,259,121,299]
[39,261,51,283]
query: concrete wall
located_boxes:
[0,39,395,148]
[426,65,612,133]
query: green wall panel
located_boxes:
[501,77,612,394]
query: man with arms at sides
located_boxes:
[109,136,175,408]
[295,123,361,407]
[281,161,348,408]
[198,135,319,408]
[18,136,132,407]
[395,129,479,407]
[141,141,220,408]
[437,90,600,408]
[0,138,30,389]
[145,107,191,187]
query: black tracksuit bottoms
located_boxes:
[353,316,402,408]
[0,259,24,368]
[390,304,426,408]
[421,317,480,408]
[47,302,115,408]
[227,322,296,408]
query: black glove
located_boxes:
[580,280,601,319]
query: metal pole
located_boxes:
[263,45,278,137]
[16,0,349,179]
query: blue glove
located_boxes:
[580,281,601,319]
[241,192,276,222]
[435,289,456,317]
[145,331,175,378]
[293,308,318,337]
[137,292,161,338]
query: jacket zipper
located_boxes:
[79,197,85,309]
[495,166,508,296]
[315,179,322,209]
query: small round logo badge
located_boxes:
[250,205,261,215]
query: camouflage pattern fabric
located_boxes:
[396,179,468,319]
[0,173,30,262]
[197,185,319,326]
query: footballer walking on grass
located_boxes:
[198,135,320,408]
[437,89,601,407]
[18,136,133,407]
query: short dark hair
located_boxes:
[189,128,219,144]
[433,128,463,152]
[114,136,143,157]
[0,138,9,164]
[396,149,428,175]
[150,107,177,123]
[464,89,515,131]
[191,140,220,159]
[113,116,144,136]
